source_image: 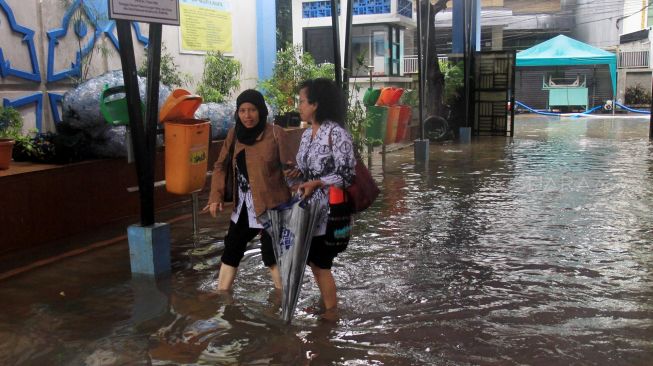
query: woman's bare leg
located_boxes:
[269,264,282,289]
[217,263,238,291]
[309,263,337,310]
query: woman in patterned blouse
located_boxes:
[291,78,356,311]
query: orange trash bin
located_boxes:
[384,106,401,144]
[160,89,210,195]
[395,105,412,143]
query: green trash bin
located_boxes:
[363,88,381,107]
[365,105,388,145]
[100,85,144,126]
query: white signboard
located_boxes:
[109,0,180,25]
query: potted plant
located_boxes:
[260,44,334,127]
[0,106,23,169]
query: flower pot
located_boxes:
[0,138,15,169]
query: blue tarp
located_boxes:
[516,35,617,94]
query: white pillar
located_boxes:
[491,26,504,51]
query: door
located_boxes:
[472,51,516,136]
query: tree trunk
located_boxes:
[420,0,448,119]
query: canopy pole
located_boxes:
[650,76,653,139]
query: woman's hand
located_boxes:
[297,180,323,199]
[283,161,302,179]
[202,202,223,218]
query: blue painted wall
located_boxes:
[256,0,276,81]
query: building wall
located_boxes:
[504,0,561,14]
[0,0,260,133]
[621,0,650,35]
[292,0,415,69]
[572,0,622,49]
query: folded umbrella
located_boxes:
[262,196,320,323]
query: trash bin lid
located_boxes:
[159,88,203,122]
[363,88,381,106]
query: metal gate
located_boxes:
[472,51,516,136]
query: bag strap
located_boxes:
[224,130,236,168]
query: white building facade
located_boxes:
[291,0,416,90]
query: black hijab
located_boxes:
[234,89,269,145]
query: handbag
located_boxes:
[328,126,379,213]
[223,137,236,203]
[324,187,352,249]
[346,157,379,213]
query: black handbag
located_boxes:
[324,187,352,250]
[223,138,236,203]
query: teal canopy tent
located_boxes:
[516,34,617,94]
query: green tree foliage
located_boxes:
[260,44,334,114]
[276,0,293,51]
[196,52,242,103]
[439,60,464,105]
[138,45,193,88]
[0,106,23,139]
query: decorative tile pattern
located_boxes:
[0,0,41,82]
[353,0,390,15]
[47,93,64,125]
[3,93,43,131]
[47,0,149,82]
[397,0,412,18]
[302,1,338,18]
[302,0,395,18]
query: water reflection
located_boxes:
[0,116,652,365]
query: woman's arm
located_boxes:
[204,129,234,216]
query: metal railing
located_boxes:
[618,50,650,68]
[404,55,449,74]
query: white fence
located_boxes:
[618,50,650,69]
[404,55,450,74]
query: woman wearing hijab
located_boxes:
[204,89,292,291]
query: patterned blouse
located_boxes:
[231,167,262,229]
[296,120,356,236]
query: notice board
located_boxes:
[179,0,232,54]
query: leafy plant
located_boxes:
[439,60,464,105]
[12,129,44,161]
[196,51,242,103]
[138,44,193,88]
[260,44,334,115]
[624,84,651,106]
[0,106,23,139]
[346,54,379,154]
[400,88,418,108]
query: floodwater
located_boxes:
[1,115,652,365]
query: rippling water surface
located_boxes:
[1,116,652,365]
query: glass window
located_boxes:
[349,25,389,77]
[304,27,335,64]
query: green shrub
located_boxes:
[138,44,193,88]
[624,84,651,106]
[196,51,242,103]
[260,44,334,115]
[0,106,23,139]
[439,60,464,106]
